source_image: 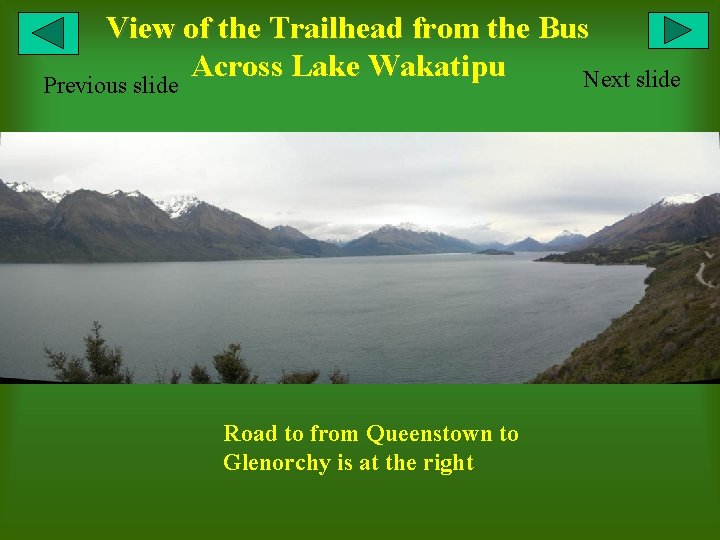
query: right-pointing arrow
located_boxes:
[663,16,692,44]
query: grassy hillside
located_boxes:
[533,238,720,383]
[538,241,690,266]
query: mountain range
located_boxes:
[3,180,717,263]
[0,180,587,262]
[342,224,478,256]
[0,181,342,262]
[475,196,720,252]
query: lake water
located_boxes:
[0,253,650,383]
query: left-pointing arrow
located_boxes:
[32,17,65,49]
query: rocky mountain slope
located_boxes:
[0,180,341,262]
[582,194,720,248]
[0,181,86,262]
[4,181,63,222]
[47,190,210,261]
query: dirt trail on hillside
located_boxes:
[696,251,717,288]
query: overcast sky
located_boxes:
[1,132,718,242]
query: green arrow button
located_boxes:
[18,12,79,55]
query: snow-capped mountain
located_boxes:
[546,230,587,248]
[583,193,720,247]
[658,193,706,207]
[108,189,145,199]
[372,223,436,235]
[108,189,144,197]
[552,229,585,241]
[6,181,69,204]
[1,179,343,262]
[396,222,432,233]
[153,195,201,219]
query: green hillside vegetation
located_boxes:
[538,241,690,266]
[533,238,720,383]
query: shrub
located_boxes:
[329,368,350,384]
[155,365,182,384]
[45,350,89,383]
[190,364,212,384]
[277,370,320,384]
[212,344,257,384]
[46,321,133,384]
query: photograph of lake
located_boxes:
[0,253,650,383]
[1,132,718,383]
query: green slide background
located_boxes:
[1,385,719,537]
[1,0,719,537]
[0,0,718,130]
